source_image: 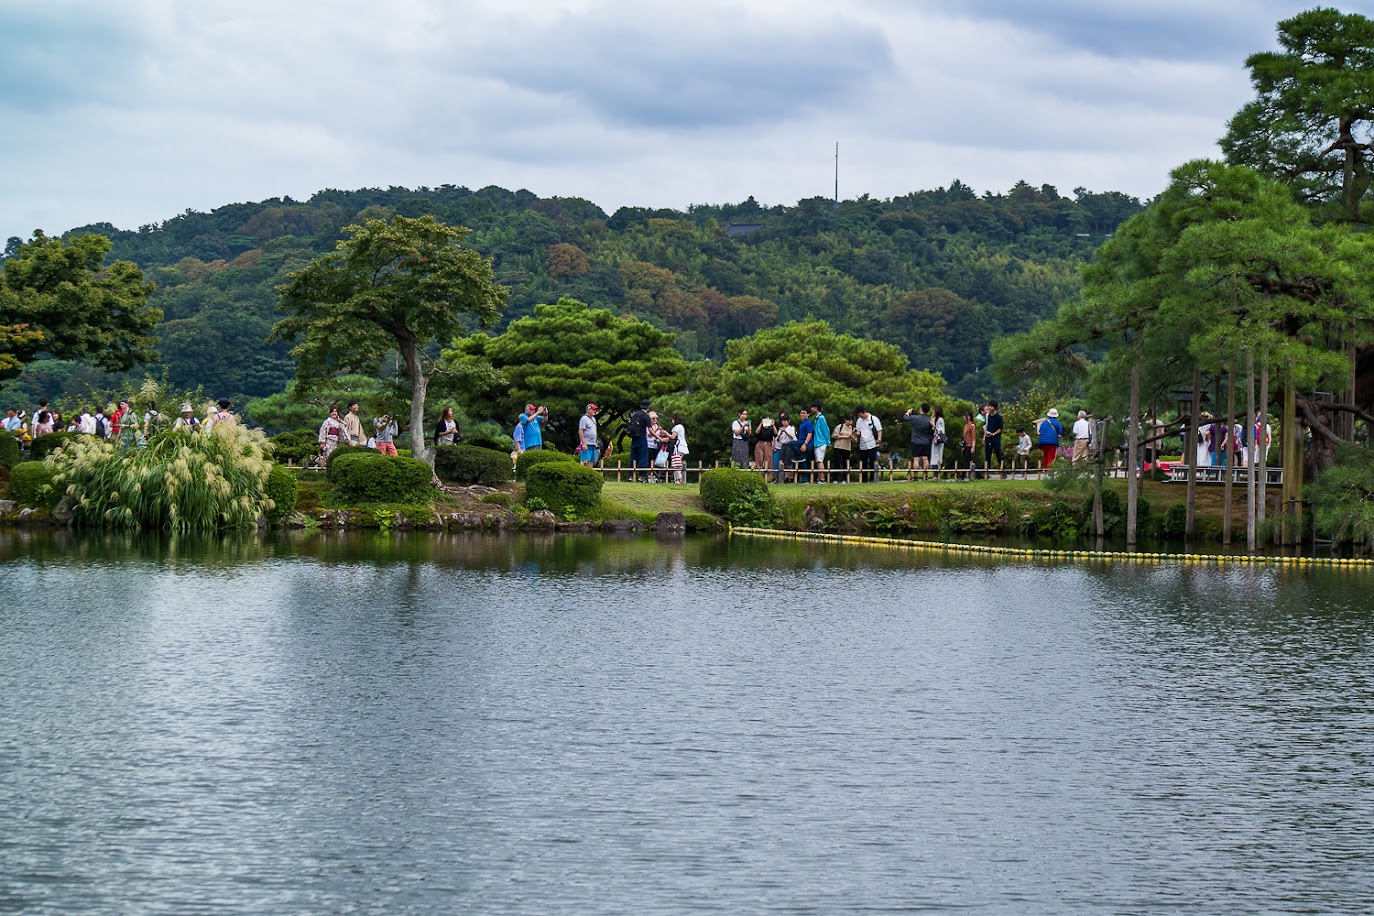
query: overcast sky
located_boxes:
[0,0,1315,242]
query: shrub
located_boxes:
[515,448,577,480]
[1308,444,1374,552]
[0,433,19,469]
[9,461,59,509]
[466,433,516,453]
[264,464,299,526]
[1158,504,1188,539]
[269,428,320,465]
[699,467,773,524]
[524,461,603,517]
[29,431,83,462]
[325,444,376,480]
[46,421,274,531]
[330,452,434,503]
[435,444,511,486]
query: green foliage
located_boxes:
[464,432,516,453]
[29,431,83,462]
[1028,499,1082,539]
[264,464,299,526]
[273,214,506,463]
[46,421,275,531]
[9,461,59,509]
[698,467,773,522]
[268,428,320,464]
[0,432,18,468]
[246,375,390,432]
[1158,504,1189,540]
[1309,445,1374,553]
[515,447,577,480]
[523,462,603,517]
[325,444,376,480]
[0,231,159,376]
[481,491,513,507]
[329,452,434,504]
[434,444,511,486]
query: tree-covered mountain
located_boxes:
[2,180,1142,410]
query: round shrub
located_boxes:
[269,428,320,465]
[0,433,19,469]
[29,431,83,462]
[466,433,516,453]
[524,462,603,517]
[435,444,511,487]
[330,452,433,503]
[699,467,772,519]
[9,461,59,509]
[515,448,577,480]
[325,444,376,480]
[264,464,299,526]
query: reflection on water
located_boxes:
[2,530,1373,915]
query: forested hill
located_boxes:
[47,180,1142,405]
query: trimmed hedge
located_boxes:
[264,464,299,526]
[524,461,603,516]
[515,447,577,480]
[435,444,511,487]
[269,428,320,465]
[0,433,19,469]
[466,433,516,453]
[699,467,772,519]
[9,461,60,509]
[29,431,83,462]
[330,452,433,503]
[325,444,376,480]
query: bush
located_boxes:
[1158,504,1188,539]
[524,461,603,517]
[435,444,511,487]
[9,461,59,509]
[264,464,299,526]
[29,431,83,462]
[269,428,320,465]
[699,467,774,524]
[330,452,434,503]
[466,433,516,453]
[515,448,577,480]
[325,444,376,480]
[0,433,19,469]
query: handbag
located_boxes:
[654,449,669,469]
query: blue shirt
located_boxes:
[519,413,544,449]
[812,413,831,448]
[797,418,814,452]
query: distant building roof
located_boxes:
[726,224,763,238]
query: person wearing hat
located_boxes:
[752,414,776,473]
[578,403,599,466]
[1036,407,1064,468]
[519,403,548,450]
[204,399,233,433]
[173,403,202,433]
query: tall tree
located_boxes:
[272,215,505,464]
[0,232,159,376]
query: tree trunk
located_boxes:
[1281,381,1298,546]
[1185,369,1202,537]
[1258,365,1269,536]
[398,336,432,466]
[1126,354,1140,548]
[1223,363,1235,546]
[1246,355,1256,552]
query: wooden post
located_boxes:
[1126,349,1140,548]
[1223,363,1235,546]
[1246,354,1256,552]
[1185,368,1202,537]
[1258,365,1269,537]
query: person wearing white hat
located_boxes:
[1036,408,1064,468]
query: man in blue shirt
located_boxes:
[795,408,814,483]
[809,401,831,482]
[983,401,1004,477]
[519,404,547,450]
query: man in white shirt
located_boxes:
[854,405,883,482]
[1072,410,1092,465]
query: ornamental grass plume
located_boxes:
[47,418,276,532]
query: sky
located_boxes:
[0,0,1322,242]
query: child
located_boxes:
[1016,426,1032,474]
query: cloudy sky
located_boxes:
[0,0,1313,241]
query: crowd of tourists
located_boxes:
[3,398,235,453]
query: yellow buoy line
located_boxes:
[728,526,1374,569]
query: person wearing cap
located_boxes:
[519,403,547,450]
[1037,408,1064,468]
[578,403,599,465]
[173,403,201,433]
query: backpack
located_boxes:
[627,410,648,439]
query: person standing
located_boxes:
[753,415,776,474]
[901,403,934,480]
[854,405,882,482]
[832,414,855,483]
[669,414,688,484]
[773,414,796,483]
[78,407,97,436]
[1071,409,1092,466]
[930,406,947,479]
[810,402,831,482]
[1037,408,1064,468]
[343,401,365,447]
[628,399,652,481]
[730,408,751,469]
[519,404,547,450]
[1016,427,1032,474]
[318,406,349,458]
[204,399,232,433]
[577,403,599,465]
[510,411,526,470]
[31,400,54,439]
[173,403,201,433]
[795,408,813,482]
[434,406,461,447]
[961,412,977,480]
[373,415,399,456]
[983,401,1004,476]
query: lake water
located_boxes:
[3,530,1373,915]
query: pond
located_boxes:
[3,530,1373,914]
